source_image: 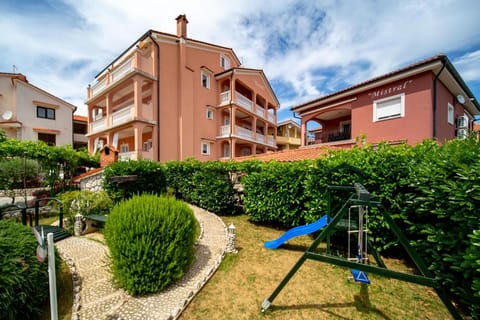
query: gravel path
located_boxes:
[55,205,227,320]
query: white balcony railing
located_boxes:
[235,125,253,139]
[268,112,275,122]
[256,105,265,117]
[256,133,266,143]
[111,57,134,82]
[235,92,253,111]
[111,106,133,126]
[220,91,230,105]
[219,125,231,136]
[90,118,106,133]
[119,151,136,161]
[91,78,107,97]
[267,136,275,146]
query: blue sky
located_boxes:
[1,0,479,122]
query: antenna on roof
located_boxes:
[12,65,17,74]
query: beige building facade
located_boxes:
[85,15,279,162]
[0,73,76,146]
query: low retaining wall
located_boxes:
[0,187,49,198]
[78,170,103,192]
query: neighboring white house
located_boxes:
[0,72,77,146]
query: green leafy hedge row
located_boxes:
[0,221,51,319]
[102,160,167,202]
[240,138,480,317]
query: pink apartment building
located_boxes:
[292,54,480,147]
[85,15,279,162]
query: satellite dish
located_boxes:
[456,94,466,105]
[2,110,13,120]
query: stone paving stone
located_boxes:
[55,205,227,320]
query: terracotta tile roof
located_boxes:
[234,145,335,162]
[72,167,102,182]
[74,115,88,122]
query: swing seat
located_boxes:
[351,269,370,284]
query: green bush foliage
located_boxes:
[0,137,99,188]
[104,195,196,295]
[243,161,311,226]
[164,159,238,215]
[403,137,480,317]
[0,157,44,190]
[0,221,49,319]
[103,160,166,202]
[53,190,113,233]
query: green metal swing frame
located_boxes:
[261,182,462,320]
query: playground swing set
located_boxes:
[261,179,462,320]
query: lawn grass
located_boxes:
[38,215,73,320]
[38,258,73,320]
[179,215,453,320]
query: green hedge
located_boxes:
[103,160,166,202]
[0,221,50,319]
[164,159,239,215]
[104,195,196,295]
[238,138,480,317]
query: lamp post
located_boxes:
[226,223,237,254]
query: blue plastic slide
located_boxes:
[264,215,328,249]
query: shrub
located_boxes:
[0,220,50,319]
[189,162,237,215]
[103,160,166,202]
[242,161,311,226]
[164,160,238,215]
[53,190,113,233]
[104,195,196,295]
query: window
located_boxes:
[38,133,56,146]
[373,93,405,122]
[143,140,152,151]
[448,103,454,125]
[201,71,210,89]
[201,141,211,155]
[220,55,230,69]
[120,143,129,153]
[206,108,214,120]
[37,106,55,120]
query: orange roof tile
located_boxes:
[234,145,336,162]
[74,115,88,122]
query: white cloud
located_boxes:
[452,50,480,82]
[0,0,479,119]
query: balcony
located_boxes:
[218,125,276,146]
[310,127,352,145]
[88,53,155,101]
[256,105,265,117]
[119,150,154,161]
[90,118,106,133]
[111,56,134,83]
[276,136,301,146]
[111,105,133,127]
[219,91,275,123]
[91,78,108,97]
[235,92,252,111]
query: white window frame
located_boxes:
[201,141,211,155]
[206,108,214,120]
[447,103,454,125]
[201,70,210,89]
[220,54,230,69]
[373,93,405,122]
[120,143,129,153]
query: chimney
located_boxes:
[176,14,188,39]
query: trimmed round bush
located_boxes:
[104,194,196,295]
[0,220,49,319]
